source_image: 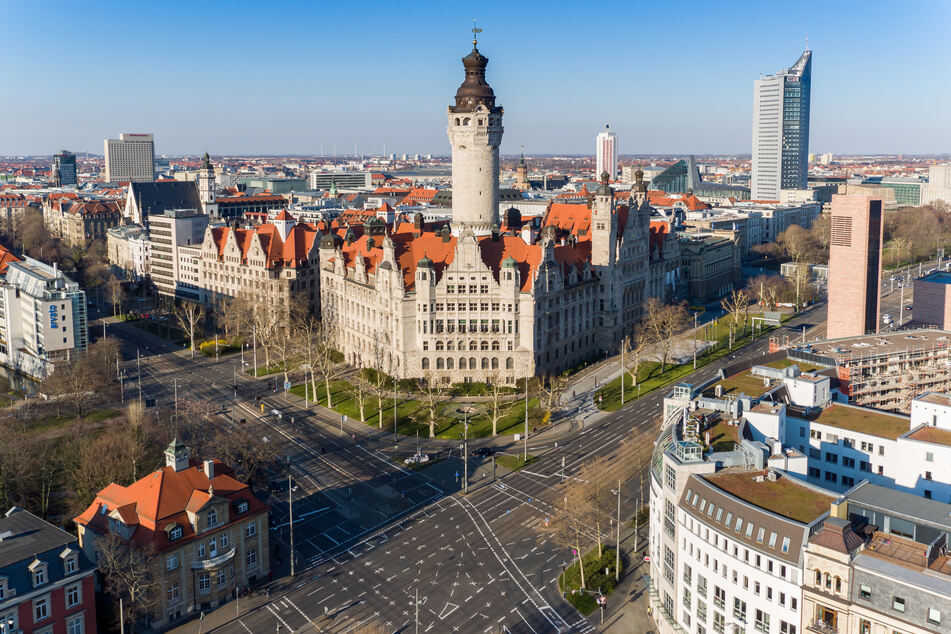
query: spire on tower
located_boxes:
[472,19,482,46]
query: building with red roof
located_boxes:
[74,439,270,630]
[199,210,321,315]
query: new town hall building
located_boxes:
[317,39,665,383]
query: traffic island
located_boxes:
[558,547,623,615]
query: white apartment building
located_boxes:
[922,164,951,206]
[0,258,87,379]
[596,124,618,180]
[106,224,150,280]
[103,133,155,183]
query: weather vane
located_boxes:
[472,19,482,46]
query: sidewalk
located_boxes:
[594,524,656,633]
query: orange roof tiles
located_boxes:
[74,459,267,553]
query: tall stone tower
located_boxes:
[198,152,216,205]
[447,29,503,235]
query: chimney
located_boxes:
[203,459,215,479]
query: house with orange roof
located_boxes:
[74,439,270,629]
[199,210,321,315]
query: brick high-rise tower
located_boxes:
[447,29,503,235]
[827,194,883,339]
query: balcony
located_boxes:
[191,546,236,570]
[807,620,838,634]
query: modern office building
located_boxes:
[913,271,951,330]
[751,50,812,201]
[0,507,98,634]
[238,176,307,194]
[922,164,951,206]
[880,176,924,206]
[651,157,701,195]
[308,171,372,190]
[148,209,210,302]
[103,133,155,183]
[826,195,882,339]
[0,256,87,379]
[52,150,77,187]
[596,124,617,180]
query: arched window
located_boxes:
[815,570,822,585]
[834,577,842,593]
[481,341,489,351]
[469,341,478,351]
[469,357,476,369]
[454,118,460,125]
[458,358,466,370]
[421,358,430,370]
[824,573,831,589]
[492,357,499,369]
[447,341,454,351]
[492,341,500,351]
[506,357,514,369]
[463,117,471,126]
[437,358,445,370]
[447,358,454,369]
[481,357,489,369]
[435,341,444,351]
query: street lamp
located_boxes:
[456,406,475,494]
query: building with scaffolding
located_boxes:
[774,328,951,414]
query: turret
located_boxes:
[447,28,503,235]
[198,152,216,206]
[591,171,617,266]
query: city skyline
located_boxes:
[2,0,950,157]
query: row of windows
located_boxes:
[684,488,792,554]
[421,357,514,371]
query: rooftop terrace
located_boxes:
[702,370,778,400]
[808,404,910,440]
[703,470,834,524]
[763,358,826,373]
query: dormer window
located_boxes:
[168,524,183,541]
[60,549,78,575]
[236,500,249,514]
[0,576,8,600]
[29,561,48,587]
[207,509,218,529]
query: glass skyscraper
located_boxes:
[751,50,811,201]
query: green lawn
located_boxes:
[595,317,790,412]
[290,380,542,439]
[559,547,622,615]
[763,358,826,373]
[32,408,120,433]
[247,362,289,377]
[493,453,536,472]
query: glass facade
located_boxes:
[780,52,811,191]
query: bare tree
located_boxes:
[621,327,650,389]
[577,456,614,557]
[206,425,277,488]
[95,533,160,632]
[174,300,205,356]
[369,338,390,428]
[418,373,449,438]
[720,289,750,350]
[125,400,150,481]
[107,273,124,317]
[486,377,516,436]
[350,369,372,423]
[534,373,568,426]
[643,298,690,373]
[41,336,119,423]
[309,320,341,408]
[553,480,594,590]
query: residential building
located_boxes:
[52,151,77,187]
[0,507,98,634]
[125,181,202,226]
[148,209,210,302]
[803,483,951,634]
[104,133,155,183]
[199,210,321,314]
[74,440,270,630]
[751,50,812,201]
[596,124,618,180]
[0,257,87,380]
[106,223,150,280]
[826,195,883,339]
[45,199,121,247]
[922,164,951,206]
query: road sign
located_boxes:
[763,311,782,326]
[284,381,291,391]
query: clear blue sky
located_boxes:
[2,0,949,157]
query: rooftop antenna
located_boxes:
[472,19,482,46]
[805,35,810,51]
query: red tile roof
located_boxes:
[0,243,21,274]
[208,219,319,268]
[73,459,268,553]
